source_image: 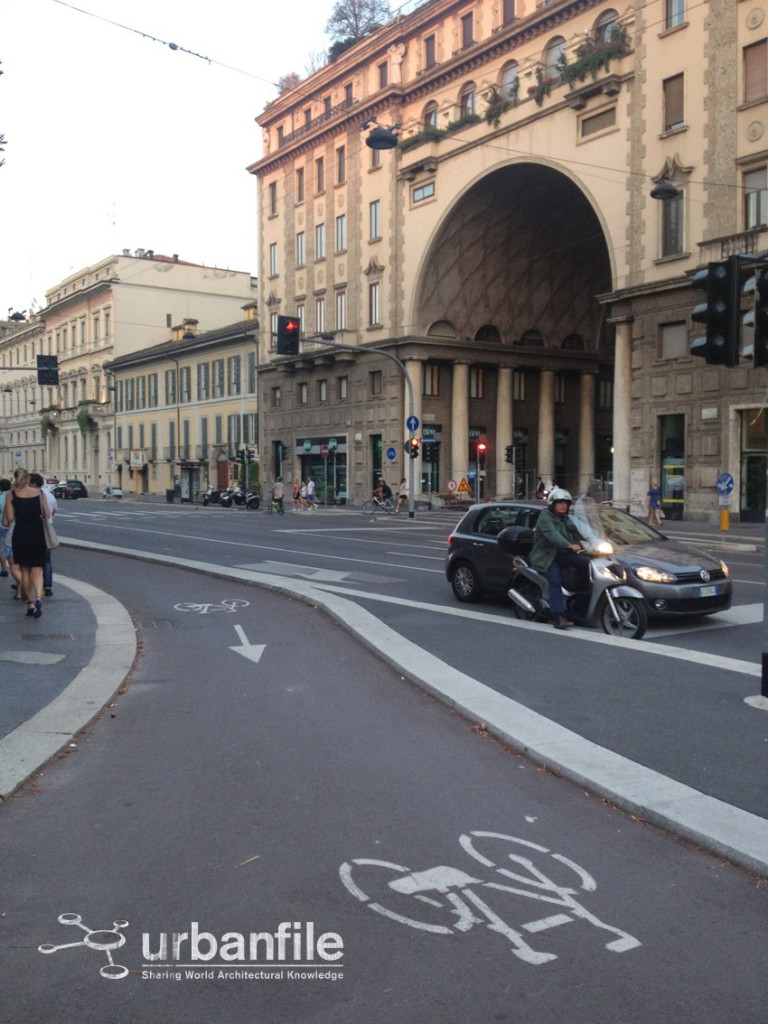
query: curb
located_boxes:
[52,537,768,878]
[0,575,137,801]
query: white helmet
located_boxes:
[547,487,573,506]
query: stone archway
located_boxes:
[415,163,612,346]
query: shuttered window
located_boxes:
[663,74,684,131]
[744,40,768,103]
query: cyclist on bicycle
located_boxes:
[271,478,285,512]
[375,478,393,504]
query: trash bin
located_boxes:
[165,489,174,503]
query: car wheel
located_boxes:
[450,561,483,602]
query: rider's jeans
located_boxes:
[545,552,588,619]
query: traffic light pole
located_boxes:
[292,333,416,518]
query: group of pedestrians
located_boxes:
[291,476,317,511]
[0,468,56,620]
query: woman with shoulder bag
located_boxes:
[2,467,50,618]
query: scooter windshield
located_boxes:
[569,497,662,547]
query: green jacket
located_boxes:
[529,508,580,572]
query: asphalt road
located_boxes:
[1,552,766,1024]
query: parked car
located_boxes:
[102,486,123,499]
[445,499,732,618]
[53,479,88,499]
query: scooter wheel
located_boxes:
[203,497,209,506]
[247,497,260,510]
[599,596,647,640]
[220,497,233,508]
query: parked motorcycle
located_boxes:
[202,485,224,506]
[219,487,236,508]
[245,491,261,510]
[219,485,260,510]
[498,526,648,640]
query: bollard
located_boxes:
[719,508,730,532]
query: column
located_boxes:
[578,372,596,496]
[538,368,555,487]
[612,319,632,508]
[496,366,513,498]
[450,361,469,487]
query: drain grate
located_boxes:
[22,633,76,641]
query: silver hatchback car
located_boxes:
[446,499,732,618]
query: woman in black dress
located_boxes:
[1,467,51,619]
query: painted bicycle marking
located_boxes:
[340,831,641,965]
[174,599,250,614]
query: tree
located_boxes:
[325,0,392,46]
[277,72,302,95]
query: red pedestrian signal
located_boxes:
[276,315,301,355]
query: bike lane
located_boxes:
[1,551,766,1024]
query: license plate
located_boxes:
[698,585,719,597]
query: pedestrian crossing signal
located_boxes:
[276,316,300,355]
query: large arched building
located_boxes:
[249,0,768,520]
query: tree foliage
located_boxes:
[326,0,392,46]
[277,72,302,95]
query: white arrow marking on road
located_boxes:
[229,624,266,665]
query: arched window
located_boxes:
[561,333,585,351]
[500,62,519,102]
[544,37,566,80]
[459,82,477,118]
[517,329,544,347]
[427,320,458,338]
[594,9,620,44]
[474,324,502,342]
[423,101,438,129]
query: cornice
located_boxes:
[42,279,115,318]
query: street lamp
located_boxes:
[362,116,401,150]
[650,179,682,201]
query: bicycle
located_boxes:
[361,495,397,516]
[265,497,285,515]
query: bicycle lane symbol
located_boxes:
[174,599,250,615]
[339,831,641,966]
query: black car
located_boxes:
[53,479,88,499]
[446,499,732,618]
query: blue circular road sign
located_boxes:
[716,472,734,496]
[386,447,397,461]
[406,415,419,432]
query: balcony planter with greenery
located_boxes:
[484,84,517,128]
[77,407,98,435]
[41,413,58,437]
[398,125,445,152]
[528,66,559,107]
[445,111,482,133]
[556,25,630,89]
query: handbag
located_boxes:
[42,516,60,549]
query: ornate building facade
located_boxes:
[249,0,768,520]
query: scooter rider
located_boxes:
[529,488,590,630]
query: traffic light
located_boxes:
[276,315,300,355]
[422,442,432,464]
[504,444,514,464]
[37,354,59,386]
[405,437,420,459]
[476,441,487,468]
[744,267,768,367]
[690,257,740,366]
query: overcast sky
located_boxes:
[0,0,336,315]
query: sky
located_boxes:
[0,0,335,315]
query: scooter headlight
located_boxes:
[595,540,613,556]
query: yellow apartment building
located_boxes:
[249,0,768,521]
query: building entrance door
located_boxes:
[740,409,768,522]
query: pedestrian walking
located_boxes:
[30,473,56,596]
[647,479,662,527]
[2,467,51,618]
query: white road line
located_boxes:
[650,602,763,636]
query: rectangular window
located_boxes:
[315,296,326,333]
[150,422,158,460]
[148,373,158,407]
[299,382,309,405]
[369,281,381,325]
[423,364,440,396]
[93,315,100,342]
[512,371,525,402]
[424,33,436,68]
[269,242,279,276]
[598,379,613,409]
[345,83,353,107]
[104,311,111,339]
[125,378,135,411]
[296,167,305,203]
[663,73,684,132]
[227,414,241,449]
[227,355,241,396]
[318,379,328,402]
[370,370,383,396]
[661,193,684,257]
[180,366,191,403]
[137,376,146,409]
[370,199,381,239]
[324,95,332,116]
[581,107,616,138]
[200,417,208,455]
[315,223,326,259]
[336,145,346,184]
[665,0,685,29]
[164,368,176,405]
[296,304,305,333]
[168,420,176,460]
[336,290,347,330]
[304,107,312,128]
[412,181,435,204]
[270,311,278,352]
[247,351,257,393]
[371,147,381,169]
[744,168,768,229]
[660,321,688,360]
[338,375,349,400]
[503,0,516,23]
[212,358,225,398]
[744,40,768,104]
[335,214,346,252]
[215,415,223,444]
[269,181,277,216]
[469,367,484,399]
[554,375,566,404]
[197,362,210,400]
[296,231,306,266]
[271,386,282,408]
[315,156,324,193]
[461,13,474,49]
[378,61,388,88]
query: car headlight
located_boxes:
[634,565,676,584]
[719,560,729,577]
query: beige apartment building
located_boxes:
[105,311,261,500]
[0,251,257,491]
[249,0,768,520]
